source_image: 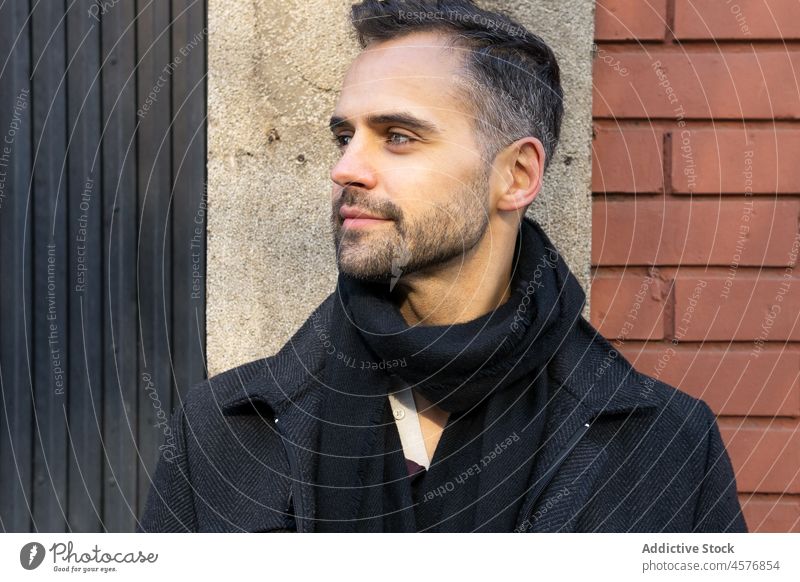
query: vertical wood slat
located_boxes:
[66,0,104,532]
[31,0,70,532]
[101,0,140,533]
[0,0,34,533]
[0,0,207,532]
[170,0,207,407]
[135,0,174,516]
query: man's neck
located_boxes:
[393,222,519,326]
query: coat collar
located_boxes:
[217,294,335,416]
[550,317,664,416]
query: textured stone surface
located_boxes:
[207,0,595,374]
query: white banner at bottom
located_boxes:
[1,533,798,581]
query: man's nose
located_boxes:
[330,134,378,191]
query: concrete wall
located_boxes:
[207,0,595,375]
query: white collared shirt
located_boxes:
[387,387,430,470]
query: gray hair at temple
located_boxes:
[349,0,564,171]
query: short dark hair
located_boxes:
[349,0,564,171]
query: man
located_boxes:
[138,0,747,533]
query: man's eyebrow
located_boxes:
[328,112,442,135]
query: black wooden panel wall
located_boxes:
[0,0,207,533]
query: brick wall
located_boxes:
[591,0,800,532]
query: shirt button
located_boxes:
[393,408,405,420]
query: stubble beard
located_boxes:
[332,168,490,285]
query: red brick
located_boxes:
[590,272,667,339]
[721,421,800,493]
[620,345,800,417]
[595,0,667,41]
[594,51,800,119]
[675,0,800,40]
[592,199,800,266]
[673,275,800,341]
[592,128,664,193]
[739,495,800,532]
[672,129,800,194]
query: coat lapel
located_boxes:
[514,321,666,532]
[522,435,609,532]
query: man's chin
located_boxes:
[337,263,394,285]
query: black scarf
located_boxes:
[313,216,586,532]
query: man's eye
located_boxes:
[331,134,350,148]
[387,132,413,146]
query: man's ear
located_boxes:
[492,137,546,213]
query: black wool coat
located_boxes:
[137,293,748,533]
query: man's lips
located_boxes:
[339,205,393,228]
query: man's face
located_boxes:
[329,31,492,285]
